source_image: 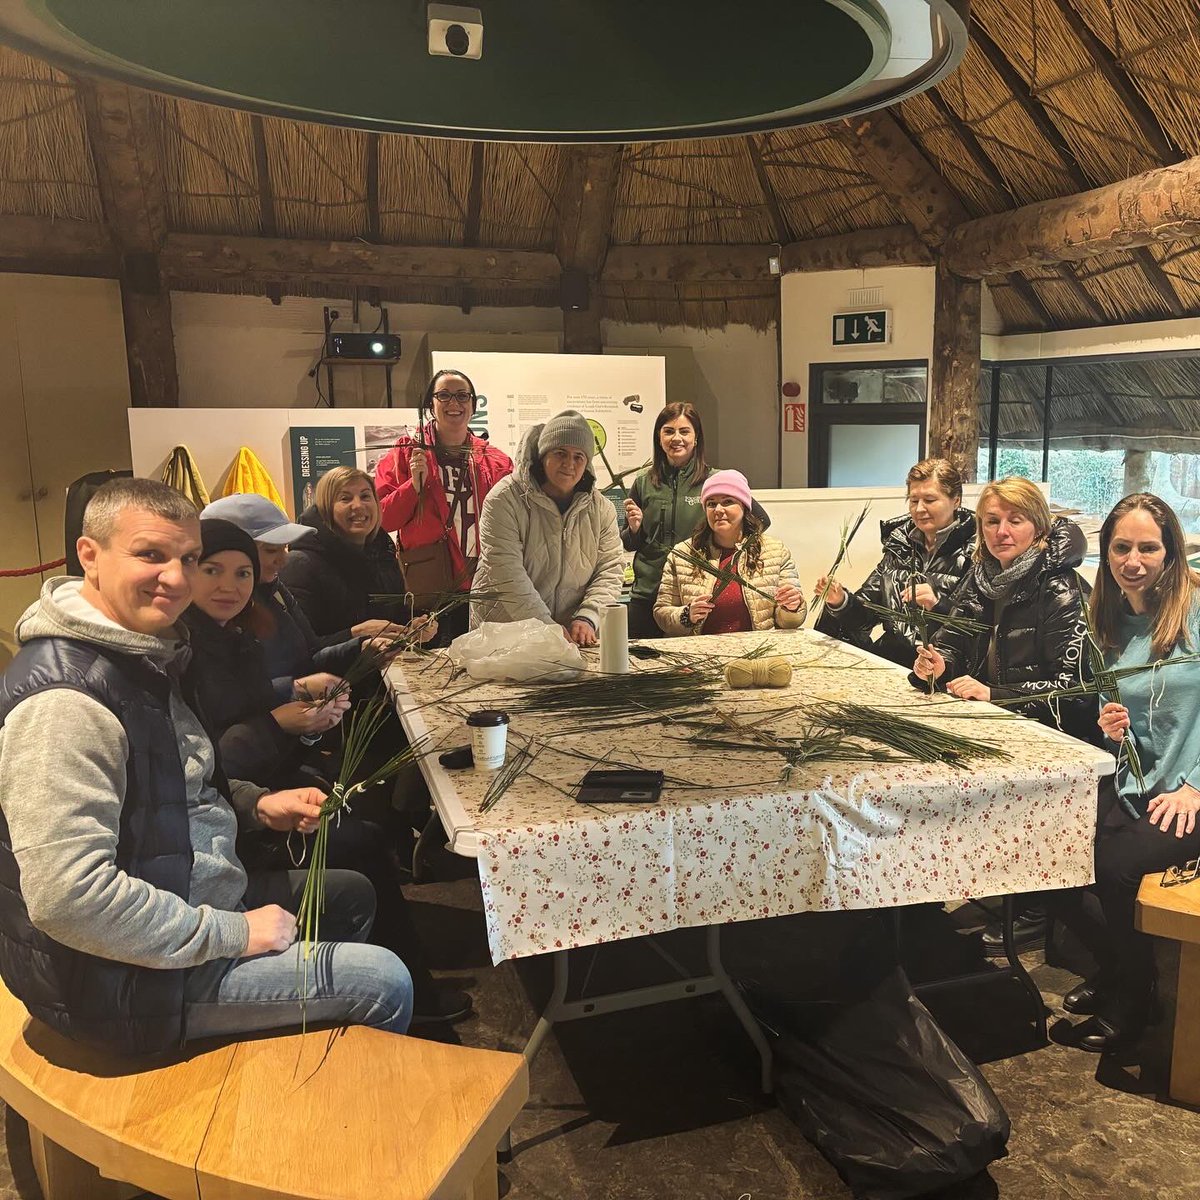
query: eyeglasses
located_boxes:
[433,390,473,404]
[1162,859,1200,888]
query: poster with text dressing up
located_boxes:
[430,352,666,498]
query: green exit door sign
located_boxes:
[832,310,890,346]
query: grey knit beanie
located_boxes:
[536,410,595,468]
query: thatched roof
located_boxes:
[980,353,1200,447]
[2,0,1200,332]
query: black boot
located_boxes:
[1063,976,1103,1015]
[981,908,1047,957]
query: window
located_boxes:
[977,352,1200,541]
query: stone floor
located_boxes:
[2,865,1198,1200]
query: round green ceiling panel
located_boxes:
[0,0,969,141]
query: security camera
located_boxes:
[428,4,482,59]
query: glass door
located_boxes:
[808,360,928,487]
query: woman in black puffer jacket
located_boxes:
[817,458,975,667]
[281,466,414,640]
[912,477,1093,957]
[911,476,1092,739]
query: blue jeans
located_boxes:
[183,870,413,1040]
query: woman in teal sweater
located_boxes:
[622,403,769,638]
[1060,493,1200,1053]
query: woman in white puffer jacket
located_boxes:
[471,410,623,646]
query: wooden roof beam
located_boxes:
[1047,0,1182,166]
[0,215,115,274]
[832,109,968,246]
[158,232,561,290]
[746,135,792,244]
[554,145,622,352]
[944,155,1200,277]
[923,88,1063,329]
[969,18,1184,319]
[77,78,178,407]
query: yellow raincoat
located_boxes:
[221,447,285,508]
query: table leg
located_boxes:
[705,926,773,1094]
[1000,893,1049,1044]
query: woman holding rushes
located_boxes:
[654,470,806,635]
[912,476,1092,957]
[375,369,513,642]
[183,519,471,1026]
[1055,493,1200,1052]
[471,410,623,645]
[622,403,772,638]
[282,466,437,645]
[816,458,976,667]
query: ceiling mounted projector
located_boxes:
[0,0,969,142]
[327,333,402,362]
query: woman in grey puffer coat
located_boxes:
[471,410,623,646]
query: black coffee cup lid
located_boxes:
[466,709,509,726]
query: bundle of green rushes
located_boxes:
[668,544,779,604]
[295,694,430,981]
[504,660,725,731]
[687,698,1009,781]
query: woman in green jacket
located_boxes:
[622,403,768,638]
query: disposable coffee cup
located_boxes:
[466,709,509,770]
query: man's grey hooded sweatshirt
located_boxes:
[0,577,265,968]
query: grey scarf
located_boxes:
[973,542,1043,600]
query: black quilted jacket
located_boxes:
[817,509,976,667]
[911,517,1095,739]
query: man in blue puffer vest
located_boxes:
[0,478,412,1055]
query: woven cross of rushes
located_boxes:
[294,697,431,1008]
[668,544,778,604]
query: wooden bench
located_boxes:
[1135,872,1200,1105]
[0,979,528,1200]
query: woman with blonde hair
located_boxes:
[1053,493,1200,1052]
[913,476,1092,956]
[654,470,806,635]
[817,457,976,666]
[281,466,423,641]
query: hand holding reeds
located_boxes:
[913,643,945,684]
[669,545,777,604]
[809,503,871,626]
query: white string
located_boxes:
[287,829,308,867]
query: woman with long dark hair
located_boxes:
[374,369,513,642]
[1056,493,1200,1052]
[623,403,770,638]
[654,470,805,635]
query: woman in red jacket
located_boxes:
[374,368,513,642]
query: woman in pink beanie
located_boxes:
[653,469,807,635]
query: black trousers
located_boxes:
[1054,776,1200,1019]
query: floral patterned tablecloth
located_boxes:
[389,629,1114,964]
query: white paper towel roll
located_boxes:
[599,604,629,674]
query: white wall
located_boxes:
[171,295,780,484]
[983,314,1200,363]
[779,266,936,487]
[171,292,563,410]
[603,321,779,488]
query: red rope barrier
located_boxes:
[0,558,67,578]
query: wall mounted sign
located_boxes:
[832,310,891,347]
[783,402,807,433]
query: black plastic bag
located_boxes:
[746,965,1010,1199]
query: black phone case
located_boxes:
[576,769,664,805]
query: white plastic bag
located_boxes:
[448,618,586,682]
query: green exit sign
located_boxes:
[832,310,890,346]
